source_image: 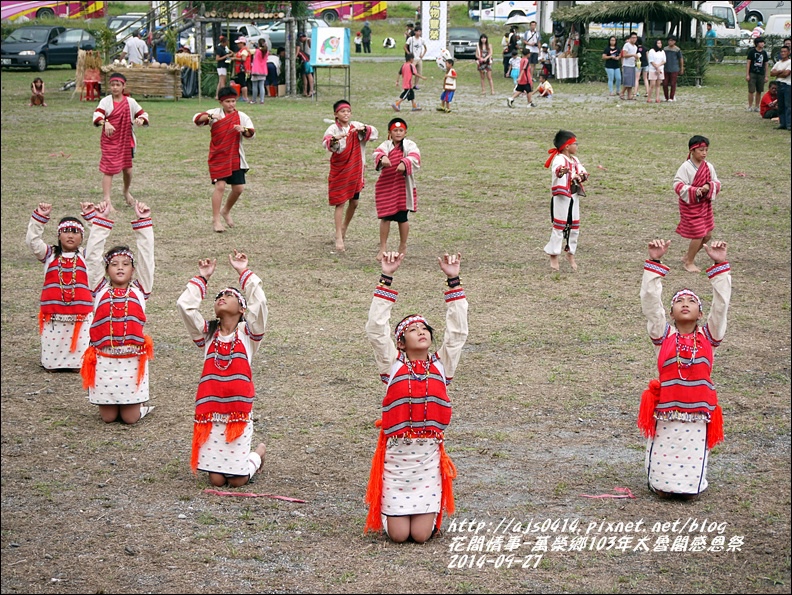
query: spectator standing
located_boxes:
[405,27,427,87]
[746,37,769,112]
[705,23,718,63]
[620,32,638,100]
[663,35,684,101]
[121,30,148,65]
[361,21,372,53]
[214,35,230,100]
[770,45,791,131]
[602,36,622,96]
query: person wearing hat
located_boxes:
[639,238,731,500]
[322,99,379,252]
[193,86,256,233]
[214,35,230,100]
[26,202,94,370]
[539,42,552,77]
[92,72,150,210]
[230,36,251,103]
[364,251,468,542]
[372,118,421,259]
[662,35,684,101]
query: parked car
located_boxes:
[261,19,329,50]
[447,27,480,60]
[108,13,148,42]
[1,26,95,71]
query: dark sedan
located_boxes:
[2,26,96,71]
[448,27,481,60]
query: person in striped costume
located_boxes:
[673,136,722,273]
[372,118,420,261]
[80,200,155,425]
[26,203,93,370]
[364,252,468,543]
[92,73,149,211]
[177,250,268,487]
[639,239,731,500]
[322,99,378,253]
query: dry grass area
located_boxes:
[1,61,790,593]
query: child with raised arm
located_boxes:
[364,252,468,543]
[177,250,268,487]
[194,85,255,233]
[673,135,722,273]
[639,239,731,499]
[92,72,149,210]
[543,129,588,271]
[372,118,420,260]
[26,203,93,370]
[322,99,378,253]
[80,200,155,425]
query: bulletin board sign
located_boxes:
[311,27,350,66]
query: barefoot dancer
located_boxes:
[177,250,269,487]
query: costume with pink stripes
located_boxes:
[673,159,721,239]
[322,120,378,206]
[93,95,148,175]
[372,138,421,218]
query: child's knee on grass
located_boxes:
[99,404,120,423]
[209,473,228,487]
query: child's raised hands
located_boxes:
[703,240,727,264]
[438,252,462,278]
[80,202,95,216]
[37,203,52,217]
[134,201,151,220]
[229,249,248,274]
[198,258,217,280]
[380,251,404,276]
[647,239,671,261]
[94,200,112,218]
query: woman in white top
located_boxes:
[647,38,666,104]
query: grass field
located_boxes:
[1,57,790,594]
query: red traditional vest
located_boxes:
[656,330,717,416]
[89,286,147,350]
[40,252,93,316]
[380,354,452,440]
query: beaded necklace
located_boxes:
[405,357,431,432]
[212,327,238,371]
[108,287,130,347]
[675,328,698,380]
[57,254,77,303]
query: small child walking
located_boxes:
[543,129,588,271]
[193,85,255,233]
[26,203,93,370]
[638,238,731,499]
[392,53,426,112]
[508,50,521,87]
[673,135,722,273]
[177,250,269,487]
[80,199,155,425]
[507,48,535,108]
[322,99,378,253]
[437,58,457,112]
[30,77,46,106]
[372,118,421,259]
[92,73,149,211]
[364,252,468,543]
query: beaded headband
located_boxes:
[104,248,135,267]
[395,315,428,343]
[58,221,84,235]
[671,289,702,311]
[215,287,247,310]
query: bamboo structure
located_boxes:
[102,64,183,99]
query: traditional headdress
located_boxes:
[670,289,702,311]
[215,287,247,310]
[394,315,428,343]
[103,248,134,267]
[57,220,84,235]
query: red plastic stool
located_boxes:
[231,82,241,97]
[82,80,99,101]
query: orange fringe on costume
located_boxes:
[190,412,250,473]
[39,312,87,353]
[80,335,154,390]
[637,378,724,449]
[364,420,457,534]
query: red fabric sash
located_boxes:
[380,359,452,439]
[374,144,407,218]
[328,125,364,205]
[99,98,133,175]
[89,287,147,349]
[690,160,713,200]
[39,254,93,315]
[208,111,241,180]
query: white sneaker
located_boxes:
[507,97,514,108]
[139,405,155,419]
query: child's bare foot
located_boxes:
[398,243,407,255]
[549,255,560,271]
[213,219,225,233]
[220,208,235,228]
[124,192,135,206]
[566,253,578,271]
[334,238,346,253]
[683,261,700,273]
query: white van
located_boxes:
[696,1,743,39]
[764,13,791,37]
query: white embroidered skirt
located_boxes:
[88,353,149,406]
[40,316,91,370]
[381,438,442,516]
[197,420,254,476]
[645,419,709,494]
